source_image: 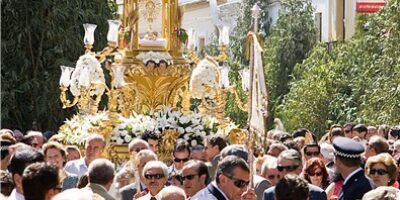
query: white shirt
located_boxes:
[64,158,88,177]
[343,167,363,186]
[136,192,162,200]
[7,189,25,200]
[191,181,229,200]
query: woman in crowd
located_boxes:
[303,157,329,190]
[365,153,398,188]
[42,141,79,190]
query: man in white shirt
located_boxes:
[64,134,105,177]
[193,156,256,200]
[136,160,169,200]
[8,147,45,200]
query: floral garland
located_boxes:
[59,107,224,147]
[58,111,110,146]
[113,107,219,146]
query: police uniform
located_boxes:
[332,137,375,200]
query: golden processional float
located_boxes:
[58,0,268,166]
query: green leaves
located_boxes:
[1,0,115,131]
[279,0,400,136]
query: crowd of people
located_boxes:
[1,123,400,200]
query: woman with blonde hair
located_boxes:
[365,153,399,187]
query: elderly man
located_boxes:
[65,134,105,177]
[262,149,327,200]
[333,137,375,200]
[181,160,210,198]
[26,131,45,150]
[220,145,270,200]
[193,156,256,200]
[160,186,186,200]
[136,160,169,200]
[260,156,280,186]
[120,149,158,200]
[87,158,116,200]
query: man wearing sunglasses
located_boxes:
[120,150,157,200]
[333,137,375,200]
[303,143,322,162]
[137,160,169,200]
[262,149,327,200]
[181,160,210,198]
[220,145,270,200]
[193,156,256,200]
[169,141,191,176]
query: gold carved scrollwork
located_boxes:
[124,63,192,113]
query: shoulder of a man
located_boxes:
[119,183,138,200]
[308,183,327,200]
[262,186,275,200]
[191,186,218,200]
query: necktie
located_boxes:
[150,197,157,200]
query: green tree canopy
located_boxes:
[1,0,116,131]
[278,0,400,136]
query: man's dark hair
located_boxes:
[275,175,309,200]
[184,160,211,185]
[368,135,389,154]
[22,162,59,200]
[292,128,316,141]
[215,155,249,183]
[8,148,45,176]
[303,143,321,154]
[353,124,368,134]
[206,135,227,151]
[140,131,159,142]
[173,140,191,155]
[343,122,356,131]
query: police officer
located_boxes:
[333,137,375,200]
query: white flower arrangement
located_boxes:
[136,51,173,65]
[58,111,109,146]
[59,107,222,146]
[189,57,220,99]
[111,114,156,144]
[69,53,105,97]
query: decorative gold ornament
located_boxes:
[158,129,179,164]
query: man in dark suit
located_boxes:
[262,149,327,200]
[332,137,375,200]
[220,145,271,200]
[120,150,157,200]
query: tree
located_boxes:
[1,0,116,131]
[278,0,400,136]
[263,0,316,127]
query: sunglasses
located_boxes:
[277,165,299,172]
[267,174,280,179]
[174,158,189,163]
[308,171,322,177]
[144,173,165,180]
[181,174,198,181]
[369,169,388,176]
[224,173,249,188]
[305,152,320,157]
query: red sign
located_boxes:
[356,2,385,13]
